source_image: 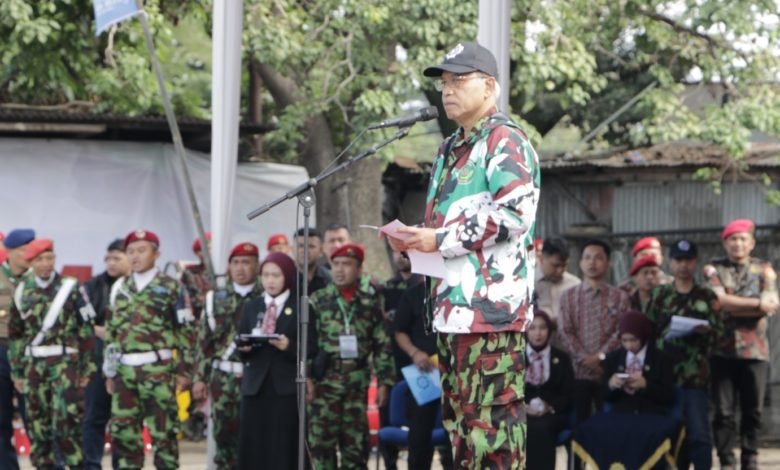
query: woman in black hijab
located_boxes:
[524,310,575,469]
[237,253,316,469]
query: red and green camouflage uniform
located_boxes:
[8,273,96,468]
[425,109,540,468]
[308,281,394,470]
[645,283,723,388]
[180,263,212,319]
[105,271,195,469]
[703,257,777,360]
[194,280,262,469]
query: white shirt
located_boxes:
[35,275,54,290]
[233,282,255,297]
[625,344,648,370]
[263,289,290,312]
[525,344,551,384]
[535,271,581,319]
[133,267,159,292]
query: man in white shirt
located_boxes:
[535,238,580,322]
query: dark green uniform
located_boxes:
[105,270,195,470]
[194,280,262,469]
[9,273,95,468]
[308,281,394,469]
[645,283,723,388]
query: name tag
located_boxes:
[339,335,358,359]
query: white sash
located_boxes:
[31,277,77,347]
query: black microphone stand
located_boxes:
[247,125,412,470]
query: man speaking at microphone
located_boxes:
[386,42,540,468]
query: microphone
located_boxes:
[368,106,439,130]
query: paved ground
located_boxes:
[19,385,780,469]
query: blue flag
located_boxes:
[93,0,142,36]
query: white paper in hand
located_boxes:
[360,219,447,278]
[664,315,709,340]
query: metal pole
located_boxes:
[478,0,511,112]
[135,2,215,283]
[297,191,315,470]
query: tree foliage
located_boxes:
[2,0,780,226]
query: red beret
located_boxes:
[267,233,289,250]
[229,242,260,260]
[192,231,212,253]
[722,219,754,240]
[631,237,661,256]
[330,243,364,263]
[23,238,54,261]
[629,255,659,277]
[124,229,160,249]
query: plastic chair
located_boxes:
[377,380,447,447]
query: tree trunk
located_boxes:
[252,62,391,278]
[248,60,264,159]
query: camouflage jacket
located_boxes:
[645,283,723,388]
[106,270,196,377]
[0,262,27,339]
[703,257,778,361]
[181,263,212,318]
[310,281,394,387]
[8,273,96,381]
[424,110,540,334]
[194,280,263,383]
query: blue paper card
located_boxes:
[401,364,442,405]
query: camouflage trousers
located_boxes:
[26,355,85,468]
[209,369,242,470]
[308,363,371,469]
[438,331,527,469]
[110,361,179,470]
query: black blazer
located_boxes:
[602,344,674,415]
[524,346,574,415]
[238,292,316,397]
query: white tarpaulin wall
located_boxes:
[0,138,309,272]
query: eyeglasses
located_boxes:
[433,74,488,92]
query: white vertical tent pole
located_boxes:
[211,0,244,275]
[478,0,511,112]
[207,3,244,468]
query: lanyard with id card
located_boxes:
[337,296,359,359]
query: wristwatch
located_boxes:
[597,352,606,361]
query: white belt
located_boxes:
[25,345,77,357]
[120,349,174,366]
[212,359,243,375]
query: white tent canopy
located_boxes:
[0,138,309,273]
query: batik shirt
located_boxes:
[703,257,778,361]
[424,109,540,334]
[645,283,722,388]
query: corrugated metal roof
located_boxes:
[542,142,780,171]
[0,108,274,133]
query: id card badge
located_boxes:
[338,335,359,359]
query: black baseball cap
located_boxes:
[423,42,498,79]
[669,239,698,259]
